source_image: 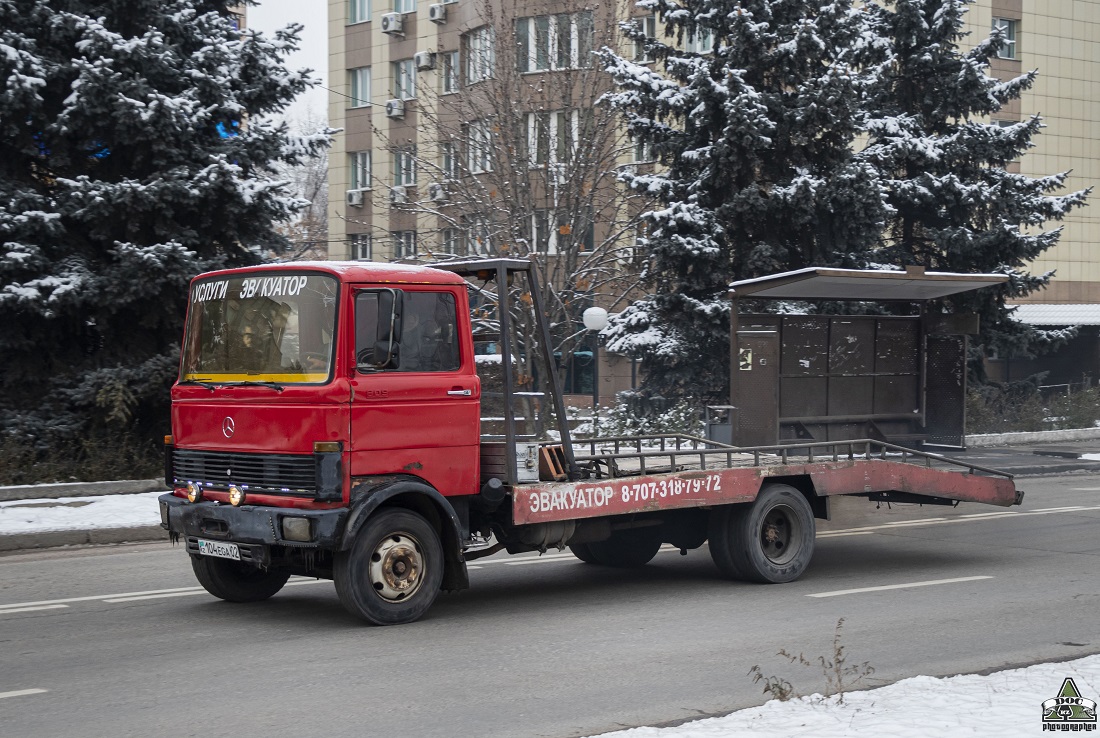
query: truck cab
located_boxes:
[163,261,489,623]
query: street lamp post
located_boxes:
[582,307,609,414]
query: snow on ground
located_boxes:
[590,654,1100,738]
[2,493,1098,737]
[0,491,162,534]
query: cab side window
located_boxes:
[398,292,460,372]
[355,290,460,372]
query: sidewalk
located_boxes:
[3,432,1100,552]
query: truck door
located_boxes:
[348,287,481,495]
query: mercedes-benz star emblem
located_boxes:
[222,416,235,438]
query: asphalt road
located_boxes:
[1,474,1098,738]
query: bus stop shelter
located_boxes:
[725,266,1008,449]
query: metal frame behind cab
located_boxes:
[430,257,580,483]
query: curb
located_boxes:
[0,479,166,503]
[0,525,167,552]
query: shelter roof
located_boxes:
[730,266,1008,301]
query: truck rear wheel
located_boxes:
[571,528,662,568]
[190,556,291,602]
[709,484,815,583]
[334,508,443,625]
[568,541,600,563]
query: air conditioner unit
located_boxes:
[427,182,448,203]
[389,185,408,205]
[385,98,405,119]
[428,4,447,23]
[380,12,404,35]
[345,189,364,207]
[414,51,436,71]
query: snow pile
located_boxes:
[592,654,1100,738]
[0,492,162,534]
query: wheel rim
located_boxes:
[759,503,802,566]
[368,532,425,602]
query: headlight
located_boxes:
[228,485,246,507]
[186,482,202,503]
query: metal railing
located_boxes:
[554,435,1013,481]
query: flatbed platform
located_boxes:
[511,435,1020,525]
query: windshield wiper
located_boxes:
[222,380,285,392]
[178,379,216,391]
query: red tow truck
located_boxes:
[160,258,1021,625]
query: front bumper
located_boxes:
[159,493,348,557]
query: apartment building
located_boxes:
[963,1,1100,383]
[327,0,1100,388]
[326,0,649,403]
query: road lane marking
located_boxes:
[817,505,1100,537]
[816,530,874,538]
[104,578,327,602]
[0,605,68,615]
[104,591,209,603]
[885,517,946,525]
[0,689,47,700]
[807,575,993,598]
[0,586,206,610]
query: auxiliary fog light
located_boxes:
[186,482,203,503]
[228,485,246,507]
[281,517,313,542]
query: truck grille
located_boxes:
[172,449,317,497]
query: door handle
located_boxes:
[447,389,472,396]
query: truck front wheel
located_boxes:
[334,508,444,625]
[709,484,815,583]
[190,556,291,602]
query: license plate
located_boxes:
[197,539,240,561]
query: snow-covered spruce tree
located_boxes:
[598,0,890,400]
[860,0,1090,363]
[0,0,326,477]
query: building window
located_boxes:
[393,146,417,186]
[394,0,416,13]
[515,11,594,72]
[527,110,587,171]
[393,59,416,100]
[992,17,1018,59]
[464,26,495,84]
[632,138,653,163]
[393,230,417,259]
[467,120,492,174]
[228,12,243,31]
[350,233,372,260]
[350,151,372,190]
[349,0,370,23]
[533,209,593,254]
[633,16,656,62]
[349,67,371,108]
[441,142,457,180]
[684,28,713,54]
[441,227,460,254]
[441,50,459,94]
[463,214,491,255]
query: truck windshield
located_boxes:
[180,272,339,384]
